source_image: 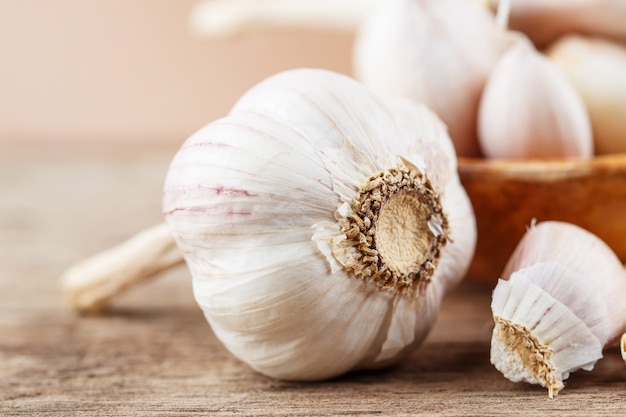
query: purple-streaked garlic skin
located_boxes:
[163,69,476,380]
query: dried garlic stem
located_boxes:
[61,222,183,313]
[189,0,378,38]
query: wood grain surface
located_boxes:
[1,140,625,416]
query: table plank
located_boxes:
[1,140,625,416]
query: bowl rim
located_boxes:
[458,153,626,180]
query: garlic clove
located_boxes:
[502,221,626,344]
[490,221,626,396]
[547,35,626,155]
[353,0,507,157]
[488,0,626,48]
[622,333,626,365]
[478,38,593,159]
[491,272,604,398]
[491,264,607,398]
[164,68,476,380]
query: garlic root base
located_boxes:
[61,222,184,313]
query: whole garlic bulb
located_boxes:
[490,221,626,397]
[547,35,626,155]
[352,0,506,157]
[163,68,476,380]
[478,38,593,159]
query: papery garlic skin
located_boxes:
[353,0,505,157]
[163,69,476,380]
[490,221,626,397]
[547,35,626,155]
[478,39,593,159]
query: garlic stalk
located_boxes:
[478,37,593,159]
[189,0,380,38]
[61,223,184,313]
[488,0,626,48]
[547,35,626,155]
[352,0,506,157]
[163,68,476,380]
[490,221,626,397]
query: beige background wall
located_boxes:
[0,0,354,144]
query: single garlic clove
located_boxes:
[164,68,476,380]
[353,0,507,157]
[478,38,593,159]
[488,0,626,48]
[491,265,606,398]
[547,35,626,155]
[490,221,626,397]
[501,221,626,344]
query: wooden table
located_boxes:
[2,140,625,416]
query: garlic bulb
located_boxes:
[547,35,626,155]
[488,0,626,48]
[163,68,476,380]
[353,0,506,157]
[490,221,626,397]
[478,38,593,159]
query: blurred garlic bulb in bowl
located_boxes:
[490,221,626,397]
[547,35,626,155]
[161,69,477,380]
[353,0,507,157]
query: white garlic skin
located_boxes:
[547,35,626,155]
[502,221,626,344]
[163,69,476,381]
[353,0,505,157]
[490,221,626,396]
[489,0,626,48]
[478,39,593,159]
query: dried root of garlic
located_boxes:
[490,221,626,397]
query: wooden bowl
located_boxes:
[458,154,626,286]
